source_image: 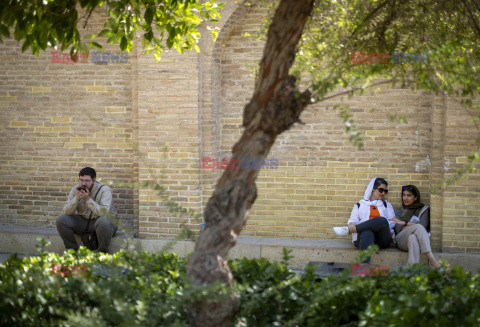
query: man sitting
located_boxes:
[56,167,117,253]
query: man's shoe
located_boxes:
[333,226,349,237]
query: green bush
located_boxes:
[231,260,480,327]
[1,241,479,326]
[0,242,190,327]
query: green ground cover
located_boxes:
[1,240,479,326]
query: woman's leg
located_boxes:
[357,230,375,251]
[396,224,440,267]
[357,230,374,264]
[407,235,421,264]
[396,226,421,264]
[356,217,391,249]
[410,224,441,267]
[425,252,441,268]
[355,217,390,263]
[410,224,431,253]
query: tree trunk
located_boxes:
[186,0,315,325]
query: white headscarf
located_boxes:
[358,177,388,217]
[360,177,377,203]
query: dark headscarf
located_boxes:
[400,185,425,222]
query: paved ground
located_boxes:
[0,252,32,263]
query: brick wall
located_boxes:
[441,98,480,254]
[0,8,137,232]
[0,1,479,253]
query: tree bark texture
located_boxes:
[186,0,315,326]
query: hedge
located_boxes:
[1,240,479,326]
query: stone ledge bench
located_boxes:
[1,225,479,273]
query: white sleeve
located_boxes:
[385,202,396,229]
[385,202,395,218]
[348,204,360,225]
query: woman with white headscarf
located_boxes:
[334,177,396,263]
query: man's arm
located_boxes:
[63,186,79,215]
[85,186,112,217]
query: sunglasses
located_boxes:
[375,187,389,194]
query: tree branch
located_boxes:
[319,79,394,102]
[349,0,390,39]
[244,0,315,127]
[83,8,94,29]
[461,0,480,37]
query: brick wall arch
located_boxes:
[206,2,436,241]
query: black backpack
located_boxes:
[356,200,387,208]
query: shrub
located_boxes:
[1,241,479,326]
[0,241,190,327]
[231,261,480,327]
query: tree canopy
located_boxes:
[0,0,222,60]
[299,0,480,100]
[247,0,480,151]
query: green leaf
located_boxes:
[98,29,110,37]
[0,24,10,38]
[212,29,218,42]
[107,36,117,44]
[21,39,30,53]
[88,41,103,50]
[120,36,127,51]
[145,7,154,26]
[144,30,153,42]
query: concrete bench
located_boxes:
[1,225,478,272]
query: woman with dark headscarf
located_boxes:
[389,185,440,267]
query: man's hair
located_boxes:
[79,167,96,180]
[373,177,388,189]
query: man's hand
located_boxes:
[348,223,357,234]
[76,187,90,201]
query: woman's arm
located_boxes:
[347,203,359,225]
[417,206,430,230]
[347,204,360,234]
[385,202,397,230]
[392,207,409,234]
